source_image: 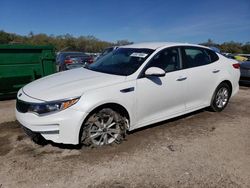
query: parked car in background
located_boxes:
[224,54,248,62]
[222,53,250,84]
[234,55,248,62]
[16,42,240,147]
[95,46,119,61]
[238,54,250,61]
[56,52,93,71]
[239,61,250,84]
[85,52,101,62]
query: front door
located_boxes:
[135,47,187,128]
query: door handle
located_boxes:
[176,76,187,81]
[212,69,220,73]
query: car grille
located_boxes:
[16,100,30,113]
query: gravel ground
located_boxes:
[0,87,249,188]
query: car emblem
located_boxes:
[18,93,22,97]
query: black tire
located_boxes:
[59,66,63,72]
[210,82,231,112]
[80,108,127,147]
[56,65,60,72]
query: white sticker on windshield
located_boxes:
[130,52,148,58]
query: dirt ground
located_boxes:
[0,87,250,188]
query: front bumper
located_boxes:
[16,104,88,145]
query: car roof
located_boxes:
[121,42,208,50]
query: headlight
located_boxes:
[28,97,80,115]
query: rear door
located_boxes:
[181,47,221,110]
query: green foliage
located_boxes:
[1,31,249,54]
[220,41,243,54]
[200,39,217,47]
[0,30,133,53]
[0,30,15,43]
[200,39,250,54]
[242,42,250,54]
[116,40,133,46]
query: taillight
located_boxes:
[64,59,73,64]
[232,63,240,69]
[87,57,94,64]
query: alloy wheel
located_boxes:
[215,87,229,108]
[88,114,121,146]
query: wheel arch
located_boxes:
[86,103,130,121]
[209,79,233,105]
[78,102,130,145]
[219,80,232,95]
[209,80,233,112]
[210,79,232,102]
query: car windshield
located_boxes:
[86,48,154,76]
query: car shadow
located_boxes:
[129,108,206,134]
[49,141,82,149]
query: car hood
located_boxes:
[23,68,126,101]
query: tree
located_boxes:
[115,40,133,46]
[242,42,250,54]
[28,31,34,38]
[220,41,243,53]
[199,39,219,48]
[1,31,250,54]
[0,30,13,44]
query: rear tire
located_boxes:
[210,82,231,112]
[59,66,63,72]
[80,108,127,147]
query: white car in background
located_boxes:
[16,42,240,147]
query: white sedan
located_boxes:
[16,42,240,147]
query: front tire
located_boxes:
[210,83,231,112]
[80,108,127,147]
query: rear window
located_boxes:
[206,49,219,62]
[183,48,210,68]
[182,47,219,68]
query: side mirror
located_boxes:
[145,67,166,77]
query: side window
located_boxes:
[183,47,211,68]
[206,49,219,62]
[147,48,180,72]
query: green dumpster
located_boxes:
[0,44,56,98]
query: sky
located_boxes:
[0,0,249,44]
